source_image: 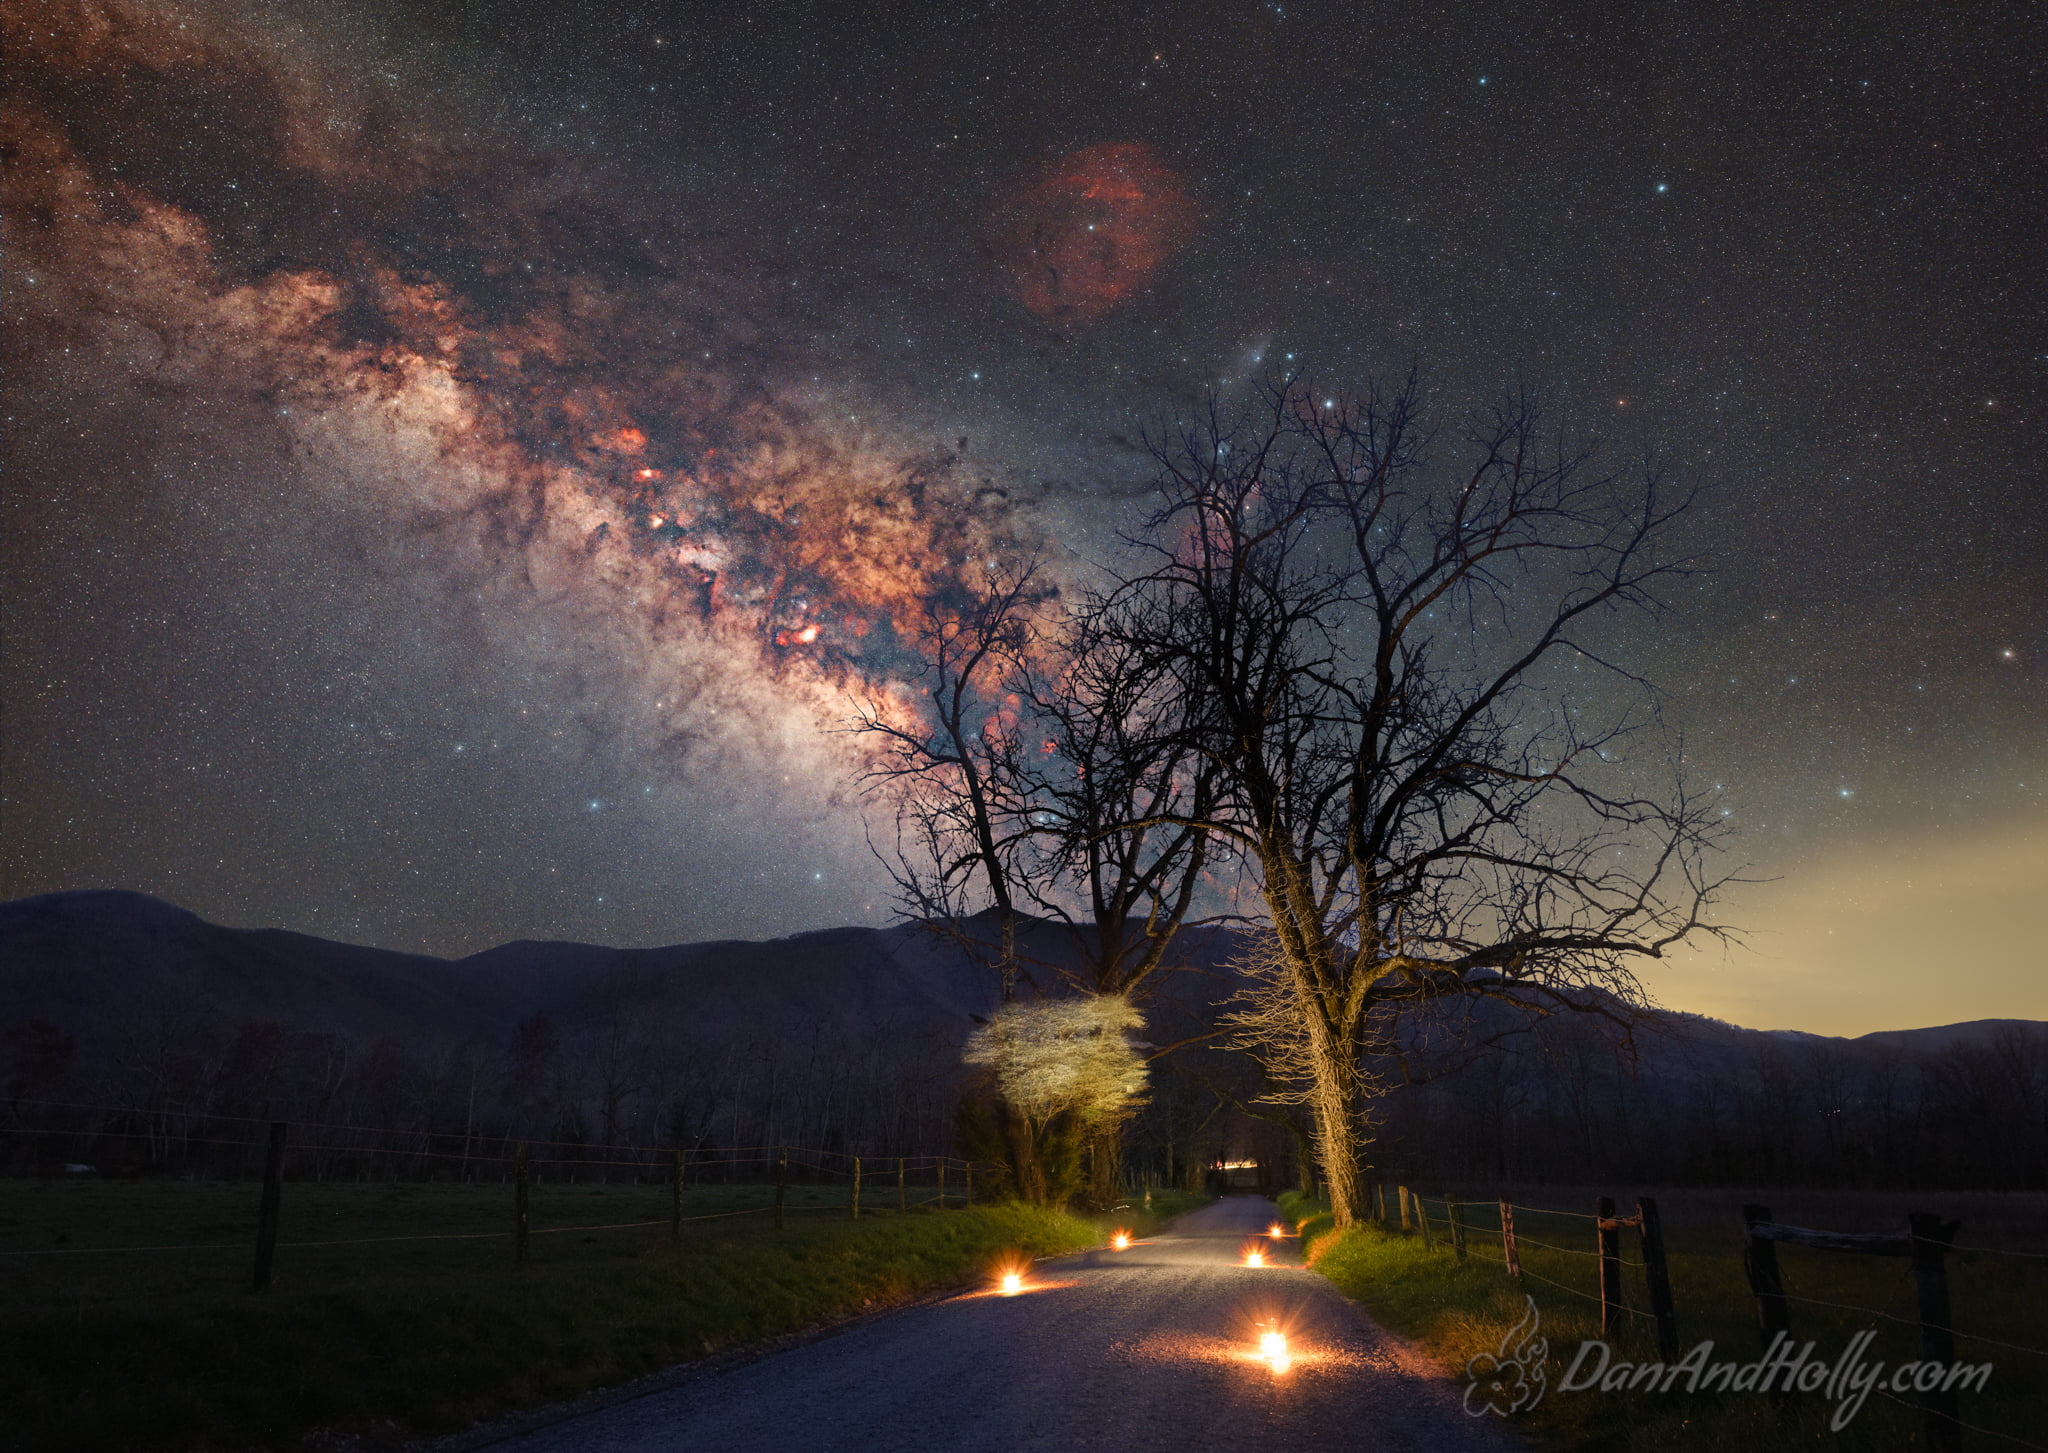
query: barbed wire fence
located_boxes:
[1336,1180,2047,1453]
[0,1100,987,1292]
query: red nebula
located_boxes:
[989,142,1201,326]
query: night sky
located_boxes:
[6,0,2044,1033]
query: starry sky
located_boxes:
[5,0,2044,1033]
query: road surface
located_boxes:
[485,1195,1522,1452]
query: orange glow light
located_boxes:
[1001,1271,1023,1296]
[1268,1223,1285,1238]
[1111,1230,1131,1250]
[1245,1250,1265,1268]
[1259,1325,1291,1373]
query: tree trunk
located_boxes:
[1003,1100,1045,1204]
[1296,964,1371,1228]
[1287,1115,1318,1196]
[1088,1119,1123,1206]
[1304,1042,1367,1226]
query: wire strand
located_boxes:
[0,1100,974,1169]
[1872,1390,2048,1452]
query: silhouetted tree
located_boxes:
[850,563,1220,1205]
[1094,373,1732,1226]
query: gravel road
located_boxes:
[489,1195,1523,1452]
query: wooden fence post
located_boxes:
[1399,1185,1413,1232]
[937,1159,948,1209]
[1419,1193,1436,1250]
[1741,1204,1789,1347]
[1909,1212,1963,1453]
[898,1156,907,1212]
[1638,1197,1679,1362]
[514,1144,530,1269]
[1500,1199,1521,1281]
[251,1121,286,1292]
[1597,1195,1623,1336]
[775,1147,788,1230]
[1448,1199,1468,1262]
[851,1156,861,1220]
[671,1148,684,1245]
[964,1162,973,1205]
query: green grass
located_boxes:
[0,1178,1206,1452]
[1275,1190,2046,1452]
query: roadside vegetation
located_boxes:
[1276,1189,2044,1453]
[0,1178,1206,1452]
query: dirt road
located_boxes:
[488,1195,1521,1452]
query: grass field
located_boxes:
[1276,1187,2048,1453]
[0,1176,1205,1452]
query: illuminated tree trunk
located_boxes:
[1298,994,1369,1228]
[1258,850,1373,1229]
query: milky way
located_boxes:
[6,0,1046,951]
[5,0,2044,1031]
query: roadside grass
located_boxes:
[1275,1190,2046,1453]
[0,1178,1206,1452]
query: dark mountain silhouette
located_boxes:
[0,889,1017,1053]
[0,889,1249,1051]
[2,890,2040,1190]
[7,890,2027,1064]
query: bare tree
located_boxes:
[1008,607,1228,1200]
[848,565,1221,1203]
[1094,373,1734,1226]
[848,565,1048,1001]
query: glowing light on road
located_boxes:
[1111,1230,1131,1250]
[1244,1250,1265,1268]
[1268,1223,1285,1238]
[1259,1324,1292,1373]
[1001,1271,1023,1295]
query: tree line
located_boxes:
[0,995,968,1179]
[1369,1016,2048,1192]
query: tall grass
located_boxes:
[1275,1190,2045,1453]
[0,1179,1204,1451]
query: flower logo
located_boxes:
[1464,1296,1548,1418]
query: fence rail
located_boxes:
[0,1097,971,1185]
[0,1105,991,1293]
[1335,1180,2046,1453]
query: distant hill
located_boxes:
[8,889,2032,1055]
[0,888,1045,1056]
[3,890,2040,1190]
